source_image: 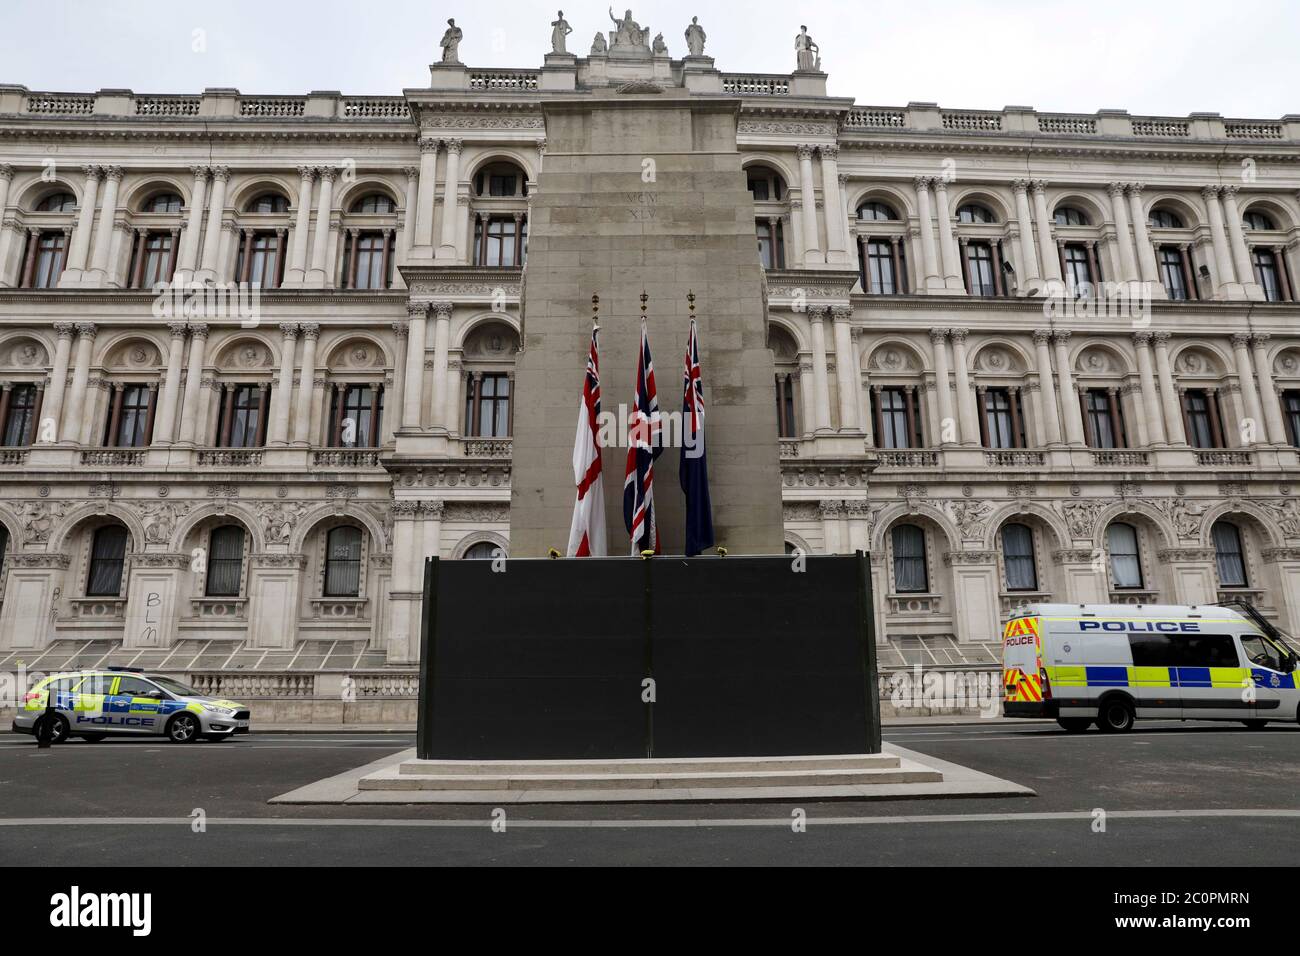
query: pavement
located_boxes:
[2,718,1297,865]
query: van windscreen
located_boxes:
[1128,633,1238,668]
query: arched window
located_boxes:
[1106,523,1143,590]
[1053,206,1089,226]
[144,193,183,214]
[1243,210,1276,231]
[1002,523,1037,591]
[463,542,501,560]
[857,201,898,221]
[746,167,785,202]
[36,192,76,213]
[324,526,363,597]
[206,525,246,597]
[350,193,396,214]
[1211,521,1247,588]
[87,526,129,596]
[474,164,527,198]
[246,193,289,214]
[891,524,927,593]
[957,203,995,224]
[1148,208,1184,229]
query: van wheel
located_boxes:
[1056,718,1091,733]
[1241,720,1268,730]
[166,713,200,744]
[1097,698,1135,733]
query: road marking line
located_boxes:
[0,809,1298,829]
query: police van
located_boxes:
[1002,602,1300,732]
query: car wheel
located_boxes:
[167,713,200,744]
[80,734,107,743]
[34,714,70,744]
[1241,720,1268,730]
[1056,718,1091,733]
[1097,698,1135,733]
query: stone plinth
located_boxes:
[509,88,785,557]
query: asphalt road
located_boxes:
[1,720,1297,865]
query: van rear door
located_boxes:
[1003,615,1045,713]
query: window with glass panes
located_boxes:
[0,525,7,580]
[474,217,523,267]
[964,242,997,295]
[1284,391,1300,447]
[756,220,784,270]
[1001,523,1038,591]
[863,240,898,294]
[1252,248,1284,302]
[236,232,284,288]
[1158,246,1189,300]
[324,526,363,597]
[216,385,265,448]
[31,231,67,288]
[138,232,174,288]
[2,384,37,446]
[774,373,797,438]
[874,386,919,449]
[112,385,152,448]
[891,524,927,593]
[1182,389,1219,448]
[205,525,246,597]
[1084,389,1121,448]
[87,525,128,596]
[1212,521,1247,588]
[1107,523,1143,589]
[330,384,382,447]
[1063,243,1092,293]
[351,232,390,290]
[465,374,510,437]
[982,388,1018,448]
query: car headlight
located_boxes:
[204,705,237,717]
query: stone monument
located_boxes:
[439,18,463,64]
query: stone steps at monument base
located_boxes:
[396,753,901,776]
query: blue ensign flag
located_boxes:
[679,314,714,556]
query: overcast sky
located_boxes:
[1,0,1296,118]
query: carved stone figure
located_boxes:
[139,502,190,546]
[590,31,608,54]
[684,16,706,56]
[608,7,649,50]
[949,499,992,539]
[550,11,572,55]
[652,32,667,54]
[439,18,463,64]
[259,501,308,546]
[795,24,820,71]
[1163,498,1205,539]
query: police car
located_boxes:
[1003,602,1300,732]
[12,668,251,743]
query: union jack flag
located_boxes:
[679,314,714,556]
[623,320,662,555]
[566,323,606,557]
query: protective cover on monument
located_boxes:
[415,553,882,760]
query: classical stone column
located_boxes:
[1221,186,1264,300]
[268,324,299,446]
[1011,180,1042,293]
[283,165,316,287]
[62,323,97,445]
[1031,181,1063,286]
[1126,184,1162,294]
[428,301,454,431]
[830,306,858,430]
[1201,185,1243,298]
[305,166,337,286]
[150,323,188,445]
[0,165,13,285]
[1152,331,1186,445]
[819,146,847,264]
[931,177,963,291]
[1052,330,1085,445]
[40,323,77,443]
[399,165,420,263]
[86,166,123,284]
[1249,334,1286,444]
[415,139,440,251]
[788,201,806,264]
[1131,331,1167,446]
[1104,183,1139,283]
[795,146,822,264]
[196,166,230,279]
[1229,332,1264,446]
[175,166,208,278]
[292,323,321,445]
[436,139,463,261]
[929,329,956,446]
[388,322,408,443]
[807,307,833,432]
[912,177,940,291]
[59,166,102,284]
[176,323,209,446]
[1032,329,1062,445]
[402,304,428,429]
[950,328,977,444]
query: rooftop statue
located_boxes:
[684,16,706,57]
[608,7,650,51]
[590,31,608,54]
[652,32,668,54]
[795,24,821,72]
[550,11,573,55]
[439,18,463,65]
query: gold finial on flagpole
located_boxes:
[687,290,696,314]
[639,290,648,314]
[591,292,600,328]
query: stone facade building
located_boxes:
[2,16,1300,687]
